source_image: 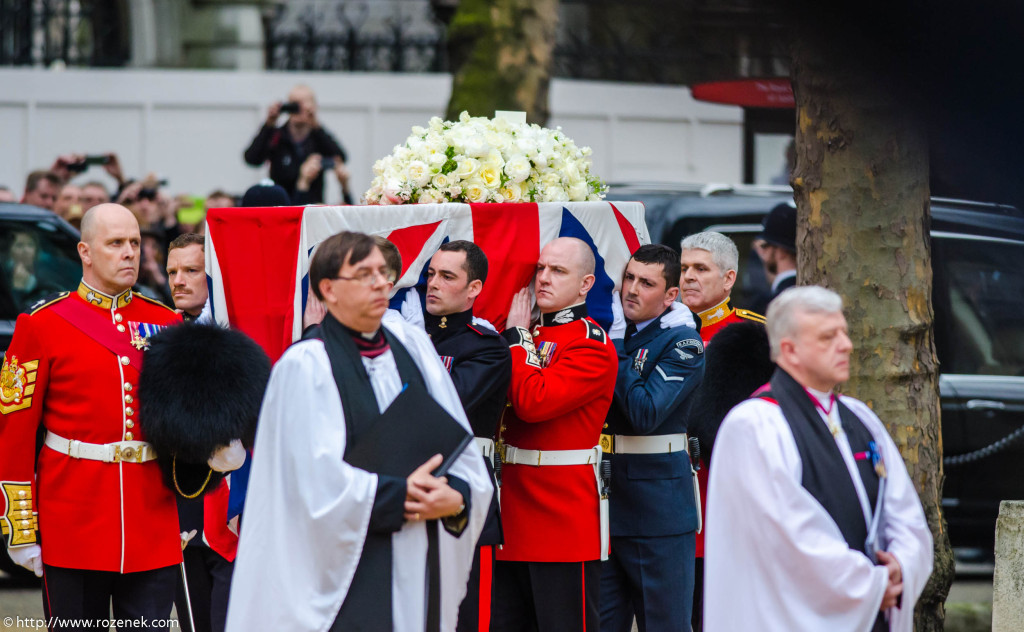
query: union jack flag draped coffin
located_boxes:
[205,201,649,361]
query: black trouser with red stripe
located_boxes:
[490,559,600,632]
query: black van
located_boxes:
[608,183,1024,557]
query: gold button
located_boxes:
[603,423,609,429]
[20,510,29,518]
[125,407,135,416]
[18,491,26,498]
[115,313,123,322]
[117,325,126,333]
[20,520,29,528]
[125,395,133,404]
[19,500,27,508]
[124,432,134,442]
[120,356,130,366]
[126,420,134,429]
[124,382,133,392]
[22,530,30,537]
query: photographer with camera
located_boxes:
[243,85,348,204]
[294,153,354,205]
[50,152,126,191]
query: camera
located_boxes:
[321,157,335,170]
[84,154,111,166]
[280,101,301,114]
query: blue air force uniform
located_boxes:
[600,309,705,632]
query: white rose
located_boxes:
[568,182,588,201]
[406,160,431,188]
[455,157,480,179]
[504,156,532,183]
[417,188,443,204]
[432,173,452,189]
[459,111,471,123]
[462,178,488,203]
[500,181,523,202]
[479,164,502,189]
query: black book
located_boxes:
[344,382,473,478]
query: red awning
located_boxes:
[692,78,794,109]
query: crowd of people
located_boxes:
[0,85,935,632]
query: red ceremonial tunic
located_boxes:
[693,297,764,557]
[498,308,618,562]
[0,283,182,573]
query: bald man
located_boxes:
[243,84,348,204]
[0,203,184,629]
[493,237,618,632]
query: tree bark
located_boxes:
[791,36,954,631]
[445,0,558,125]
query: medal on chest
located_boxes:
[128,321,168,351]
[633,348,649,373]
[536,341,558,368]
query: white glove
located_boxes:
[609,290,626,339]
[400,287,425,329]
[9,543,42,577]
[180,529,198,547]
[208,439,246,472]
[661,301,697,330]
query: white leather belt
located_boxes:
[602,432,689,455]
[503,445,600,466]
[45,432,157,464]
[475,438,495,465]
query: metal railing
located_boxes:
[0,0,127,67]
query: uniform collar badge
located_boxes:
[78,281,132,310]
[540,302,588,327]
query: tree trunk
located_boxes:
[790,37,954,631]
[445,0,558,125]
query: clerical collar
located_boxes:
[540,302,588,327]
[78,280,133,310]
[425,308,473,340]
[335,319,389,358]
[805,385,836,414]
[697,298,734,327]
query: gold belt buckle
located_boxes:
[113,445,141,463]
[599,433,614,454]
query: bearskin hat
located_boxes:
[139,323,271,497]
[689,320,774,459]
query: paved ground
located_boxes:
[0,567,998,632]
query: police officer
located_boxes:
[423,240,511,631]
[601,244,705,632]
[493,237,618,632]
[0,204,185,629]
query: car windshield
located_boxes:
[0,219,81,318]
[933,233,1024,376]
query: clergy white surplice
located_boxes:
[705,396,933,632]
[225,317,492,632]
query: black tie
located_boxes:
[624,322,637,343]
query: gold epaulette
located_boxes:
[132,293,177,312]
[29,291,70,315]
[735,308,766,324]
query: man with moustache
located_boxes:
[601,244,705,632]
[166,233,211,323]
[0,204,184,629]
[757,203,798,303]
[165,232,241,632]
[424,240,511,631]
[227,231,491,632]
[492,237,618,632]
[705,286,933,632]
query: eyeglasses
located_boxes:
[332,269,397,287]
